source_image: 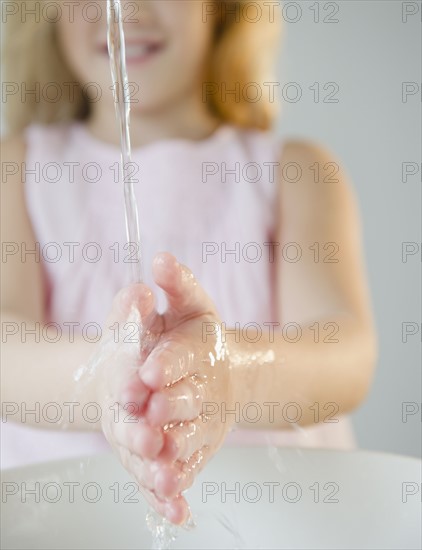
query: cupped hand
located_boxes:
[94,253,236,525]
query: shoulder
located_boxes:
[280,138,343,173]
[1,131,46,320]
[1,133,28,223]
[1,133,27,202]
[1,132,27,162]
[277,138,358,217]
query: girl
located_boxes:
[1,0,377,525]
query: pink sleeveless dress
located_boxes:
[1,122,356,469]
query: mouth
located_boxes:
[100,39,165,66]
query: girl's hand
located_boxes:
[95,253,236,525]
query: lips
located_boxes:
[100,39,164,65]
[124,41,163,63]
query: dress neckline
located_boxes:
[72,121,235,156]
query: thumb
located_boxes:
[152,252,217,321]
[104,283,164,358]
[105,283,155,327]
[77,284,157,401]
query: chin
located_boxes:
[129,97,174,115]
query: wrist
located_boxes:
[226,333,251,408]
[72,341,111,432]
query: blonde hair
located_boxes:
[2,1,281,136]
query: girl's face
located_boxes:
[57,1,216,114]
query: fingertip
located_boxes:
[132,283,155,319]
[154,465,183,499]
[139,360,163,391]
[164,497,190,525]
[112,283,155,320]
[157,432,180,463]
[153,251,178,268]
[152,252,180,287]
[133,424,164,459]
[119,379,150,414]
[151,253,210,319]
[110,286,132,318]
[146,392,169,426]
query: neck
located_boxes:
[86,89,221,148]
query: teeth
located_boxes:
[125,44,150,58]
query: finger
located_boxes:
[153,461,188,499]
[119,446,184,499]
[113,413,164,460]
[161,494,191,526]
[106,283,155,326]
[163,417,209,462]
[152,445,213,499]
[103,352,150,410]
[104,284,164,361]
[155,431,180,463]
[152,252,217,321]
[172,446,213,495]
[122,450,191,525]
[117,447,156,491]
[103,284,155,356]
[117,371,150,413]
[141,487,191,526]
[138,310,165,362]
[139,341,197,391]
[145,377,205,427]
[128,451,201,504]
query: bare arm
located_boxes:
[229,140,378,429]
[63,141,378,525]
[1,135,101,430]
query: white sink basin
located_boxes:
[1,448,420,549]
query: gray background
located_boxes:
[274,0,421,457]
